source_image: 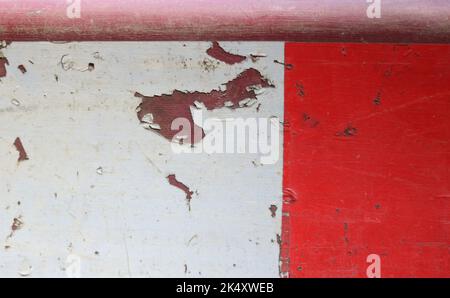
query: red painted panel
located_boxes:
[283,43,450,277]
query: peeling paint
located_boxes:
[136,68,274,144]
[206,41,246,65]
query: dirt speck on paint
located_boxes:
[336,125,358,137]
[206,41,246,65]
[136,68,274,144]
[343,222,349,244]
[13,137,29,162]
[250,53,267,63]
[167,174,194,210]
[6,216,24,242]
[269,205,278,218]
[373,91,382,105]
[296,83,305,97]
[302,113,319,128]
[198,58,220,72]
[274,60,293,70]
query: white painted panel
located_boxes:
[0,42,284,277]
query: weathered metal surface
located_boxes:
[0,42,284,277]
[0,0,449,43]
[2,40,449,278]
[283,43,450,277]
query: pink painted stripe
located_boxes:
[0,0,449,42]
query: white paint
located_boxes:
[0,42,284,277]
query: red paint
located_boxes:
[283,43,450,277]
[206,42,246,65]
[0,58,9,77]
[18,64,27,74]
[0,0,448,42]
[167,174,194,209]
[13,137,29,162]
[136,68,273,144]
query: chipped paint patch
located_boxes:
[206,42,246,65]
[136,68,273,143]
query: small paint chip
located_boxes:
[18,64,27,74]
[269,205,278,218]
[11,217,24,231]
[167,174,194,210]
[206,41,246,65]
[13,138,29,162]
